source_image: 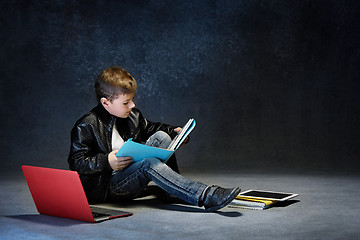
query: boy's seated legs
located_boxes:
[109,158,206,206]
[108,157,240,211]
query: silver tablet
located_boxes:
[239,189,299,201]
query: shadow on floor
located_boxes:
[101,196,243,217]
[6,214,87,226]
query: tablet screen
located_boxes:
[239,190,298,201]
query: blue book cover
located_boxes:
[116,138,174,162]
[116,119,196,162]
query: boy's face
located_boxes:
[101,92,136,118]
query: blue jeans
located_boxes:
[108,131,208,206]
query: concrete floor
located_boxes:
[1,170,359,240]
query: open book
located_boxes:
[116,119,196,162]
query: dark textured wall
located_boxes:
[1,0,359,174]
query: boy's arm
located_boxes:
[68,124,112,175]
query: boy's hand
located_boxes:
[108,150,133,171]
[174,127,189,146]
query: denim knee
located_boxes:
[140,157,162,170]
[154,130,171,140]
[145,131,172,148]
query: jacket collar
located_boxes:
[95,104,116,133]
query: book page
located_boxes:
[167,119,195,151]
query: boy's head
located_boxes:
[95,66,137,118]
[95,66,137,102]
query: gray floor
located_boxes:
[1,170,359,240]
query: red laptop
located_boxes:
[22,165,133,222]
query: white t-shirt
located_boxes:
[111,120,125,151]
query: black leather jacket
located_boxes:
[68,104,176,203]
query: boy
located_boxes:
[68,66,240,211]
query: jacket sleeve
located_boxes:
[68,122,112,175]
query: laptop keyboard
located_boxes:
[90,205,132,220]
[92,211,110,218]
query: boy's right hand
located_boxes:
[108,150,133,171]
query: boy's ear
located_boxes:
[100,97,111,108]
